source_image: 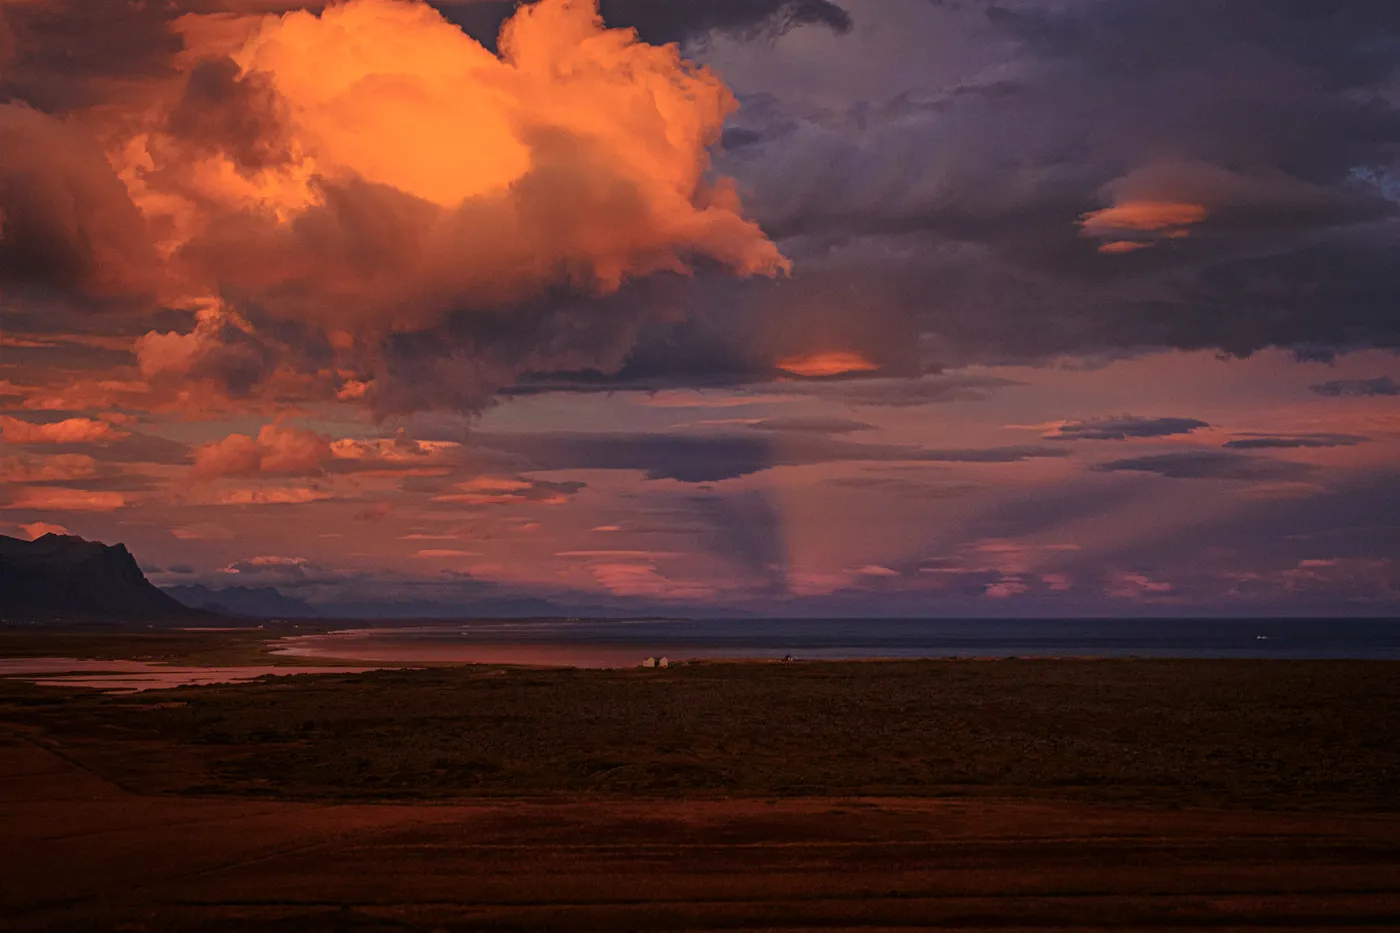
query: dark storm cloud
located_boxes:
[1223,434,1368,450]
[166,57,294,172]
[709,0,1400,366]
[1093,451,1316,481]
[1310,376,1400,397]
[0,105,158,301]
[469,431,1069,483]
[0,0,182,110]
[1049,416,1210,441]
[437,0,852,49]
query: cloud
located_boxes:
[438,0,853,48]
[193,424,330,478]
[702,0,1400,366]
[1105,571,1174,601]
[1048,416,1211,441]
[3,0,790,417]
[775,350,880,378]
[135,303,281,399]
[220,553,357,585]
[1093,451,1316,481]
[0,487,126,511]
[16,521,70,540]
[469,430,1069,482]
[0,415,128,444]
[1223,434,1368,450]
[207,486,331,505]
[1310,376,1399,397]
[0,104,158,300]
[431,475,587,507]
[745,416,874,434]
[0,454,100,483]
[329,431,460,463]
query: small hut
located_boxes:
[641,657,657,668]
[658,657,670,669]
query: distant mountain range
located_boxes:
[0,533,699,623]
[162,584,320,619]
[0,533,200,622]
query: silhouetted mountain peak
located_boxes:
[0,533,200,622]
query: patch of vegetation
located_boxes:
[4,658,1397,810]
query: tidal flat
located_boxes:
[2,628,1399,931]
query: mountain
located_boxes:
[164,584,319,619]
[0,533,201,622]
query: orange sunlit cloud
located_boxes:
[0,455,100,484]
[106,0,788,337]
[432,476,584,507]
[776,351,881,378]
[1079,200,1208,252]
[17,522,71,540]
[0,489,127,512]
[330,436,460,461]
[0,416,129,445]
[208,487,331,506]
[1096,240,1154,255]
[193,424,330,478]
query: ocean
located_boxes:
[273,617,1400,667]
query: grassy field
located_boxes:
[4,649,1397,810]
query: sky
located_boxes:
[1,0,1398,618]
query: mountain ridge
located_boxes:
[0,533,204,622]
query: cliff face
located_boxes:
[0,533,198,621]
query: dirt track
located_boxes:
[4,737,1399,932]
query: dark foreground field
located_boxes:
[2,634,1398,931]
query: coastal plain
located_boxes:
[1,629,1398,931]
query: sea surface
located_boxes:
[273,617,1400,667]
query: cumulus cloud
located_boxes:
[0,104,158,300]
[0,415,129,445]
[3,0,789,416]
[193,424,330,477]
